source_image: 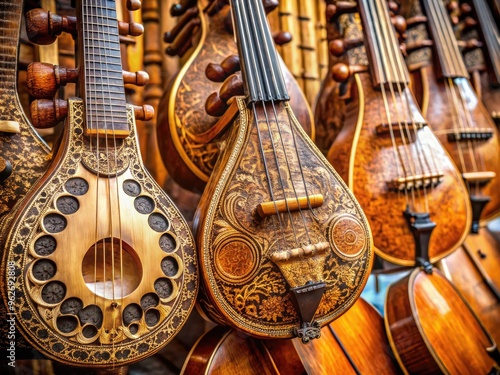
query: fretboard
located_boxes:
[472,0,500,84]
[80,0,128,135]
[230,0,289,103]
[422,0,469,79]
[358,0,410,86]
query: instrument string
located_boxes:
[251,0,314,245]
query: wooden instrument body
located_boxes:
[439,244,500,346]
[183,298,401,374]
[385,267,497,375]
[327,72,470,265]
[0,0,50,219]
[421,67,500,221]
[1,100,198,367]
[195,98,373,338]
[156,3,313,193]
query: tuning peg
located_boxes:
[171,0,197,17]
[127,0,141,11]
[30,99,68,128]
[164,7,199,43]
[219,73,244,101]
[205,92,229,117]
[457,38,483,52]
[328,37,363,57]
[326,1,357,22]
[405,15,428,28]
[331,63,351,83]
[387,1,399,14]
[405,39,433,53]
[133,105,154,121]
[123,70,149,86]
[27,62,78,98]
[263,0,279,13]
[460,3,472,14]
[165,18,201,56]
[391,15,407,34]
[273,31,292,46]
[205,55,241,82]
[118,21,144,37]
[0,157,13,182]
[25,8,77,45]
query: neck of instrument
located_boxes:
[422,0,469,79]
[472,0,500,84]
[78,0,128,135]
[357,0,410,86]
[230,0,289,103]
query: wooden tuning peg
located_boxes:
[205,92,229,117]
[457,39,483,52]
[405,39,433,53]
[27,62,78,98]
[0,157,13,182]
[331,63,351,83]
[405,15,428,28]
[171,0,198,17]
[263,0,279,13]
[118,21,144,37]
[133,105,155,121]
[123,70,149,86]
[25,8,77,45]
[387,1,399,15]
[219,73,244,101]
[165,18,201,56]
[30,99,68,128]
[205,55,241,82]
[164,7,199,43]
[328,37,364,57]
[326,1,357,22]
[460,3,473,14]
[127,0,141,11]
[273,31,292,46]
[391,15,407,34]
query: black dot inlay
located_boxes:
[161,256,179,277]
[134,196,155,214]
[41,281,66,304]
[32,259,57,281]
[154,278,173,299]
[123,180,141,196]
[148,213,169,232]
[159,233,176,253]
[56,315,78,333]
[65,178,89,195]
[78,305,103,327]
[43,214,67,233]
[123,303,143,325]
[34,235,57,256]
[60,298,83,315]
[145,309,160,327]
[140,293,159,310]
[56,196,79,215]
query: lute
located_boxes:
[1,0,198,369]
[194,0,373,342]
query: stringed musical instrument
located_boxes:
[182,297,401,374]
[325,0,470,266]
[404,0,500,230]
[156,0,313,193]
[1,0,197,369]
[194,0,373,341]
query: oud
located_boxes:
[326,0,470,266]
[194,0,373,342]
[1,0,197,369]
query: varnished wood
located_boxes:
[385,268,498,374]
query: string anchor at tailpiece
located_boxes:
[403,206,436,274]
[290,281,326,343]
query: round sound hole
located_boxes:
[154,278,173,299]
[159,233,177,253]
[43,214,67,233]
[32,259,57,281]
[41,281,66,304]
[148,213,169,232]
[56,315,78,333]
[65,178,89,196]
[129,324,139,335]
[123,179,141,197]
[78,305,103,327]
[56,196,80,215]
[82,238,142,298]
[34,235,57,256]
[145,309,160,327]
[134,196,155,214]
[60,298,83,315]
[82,325,98,339]
[161,256,179,277]
[141,293,159,310]
[123,303,143,325]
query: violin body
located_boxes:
[385,267,498,374]
[327,72,470,265]
[195,98,372,339]
[183,298,400,374]
[156,2,313,193]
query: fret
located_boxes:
[231,0,289,103]
[422,0,469,78]
[79,0,128,135]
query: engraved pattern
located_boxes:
[402,0,432,69]
[197,99,372,337]
[2,100,198,366]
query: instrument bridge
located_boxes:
[387,172,444,191]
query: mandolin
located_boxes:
[156,0,313,193]
[1,0,197,369]
[325,0,470,266]
[182,297,401,374]
[194,0,373,341]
